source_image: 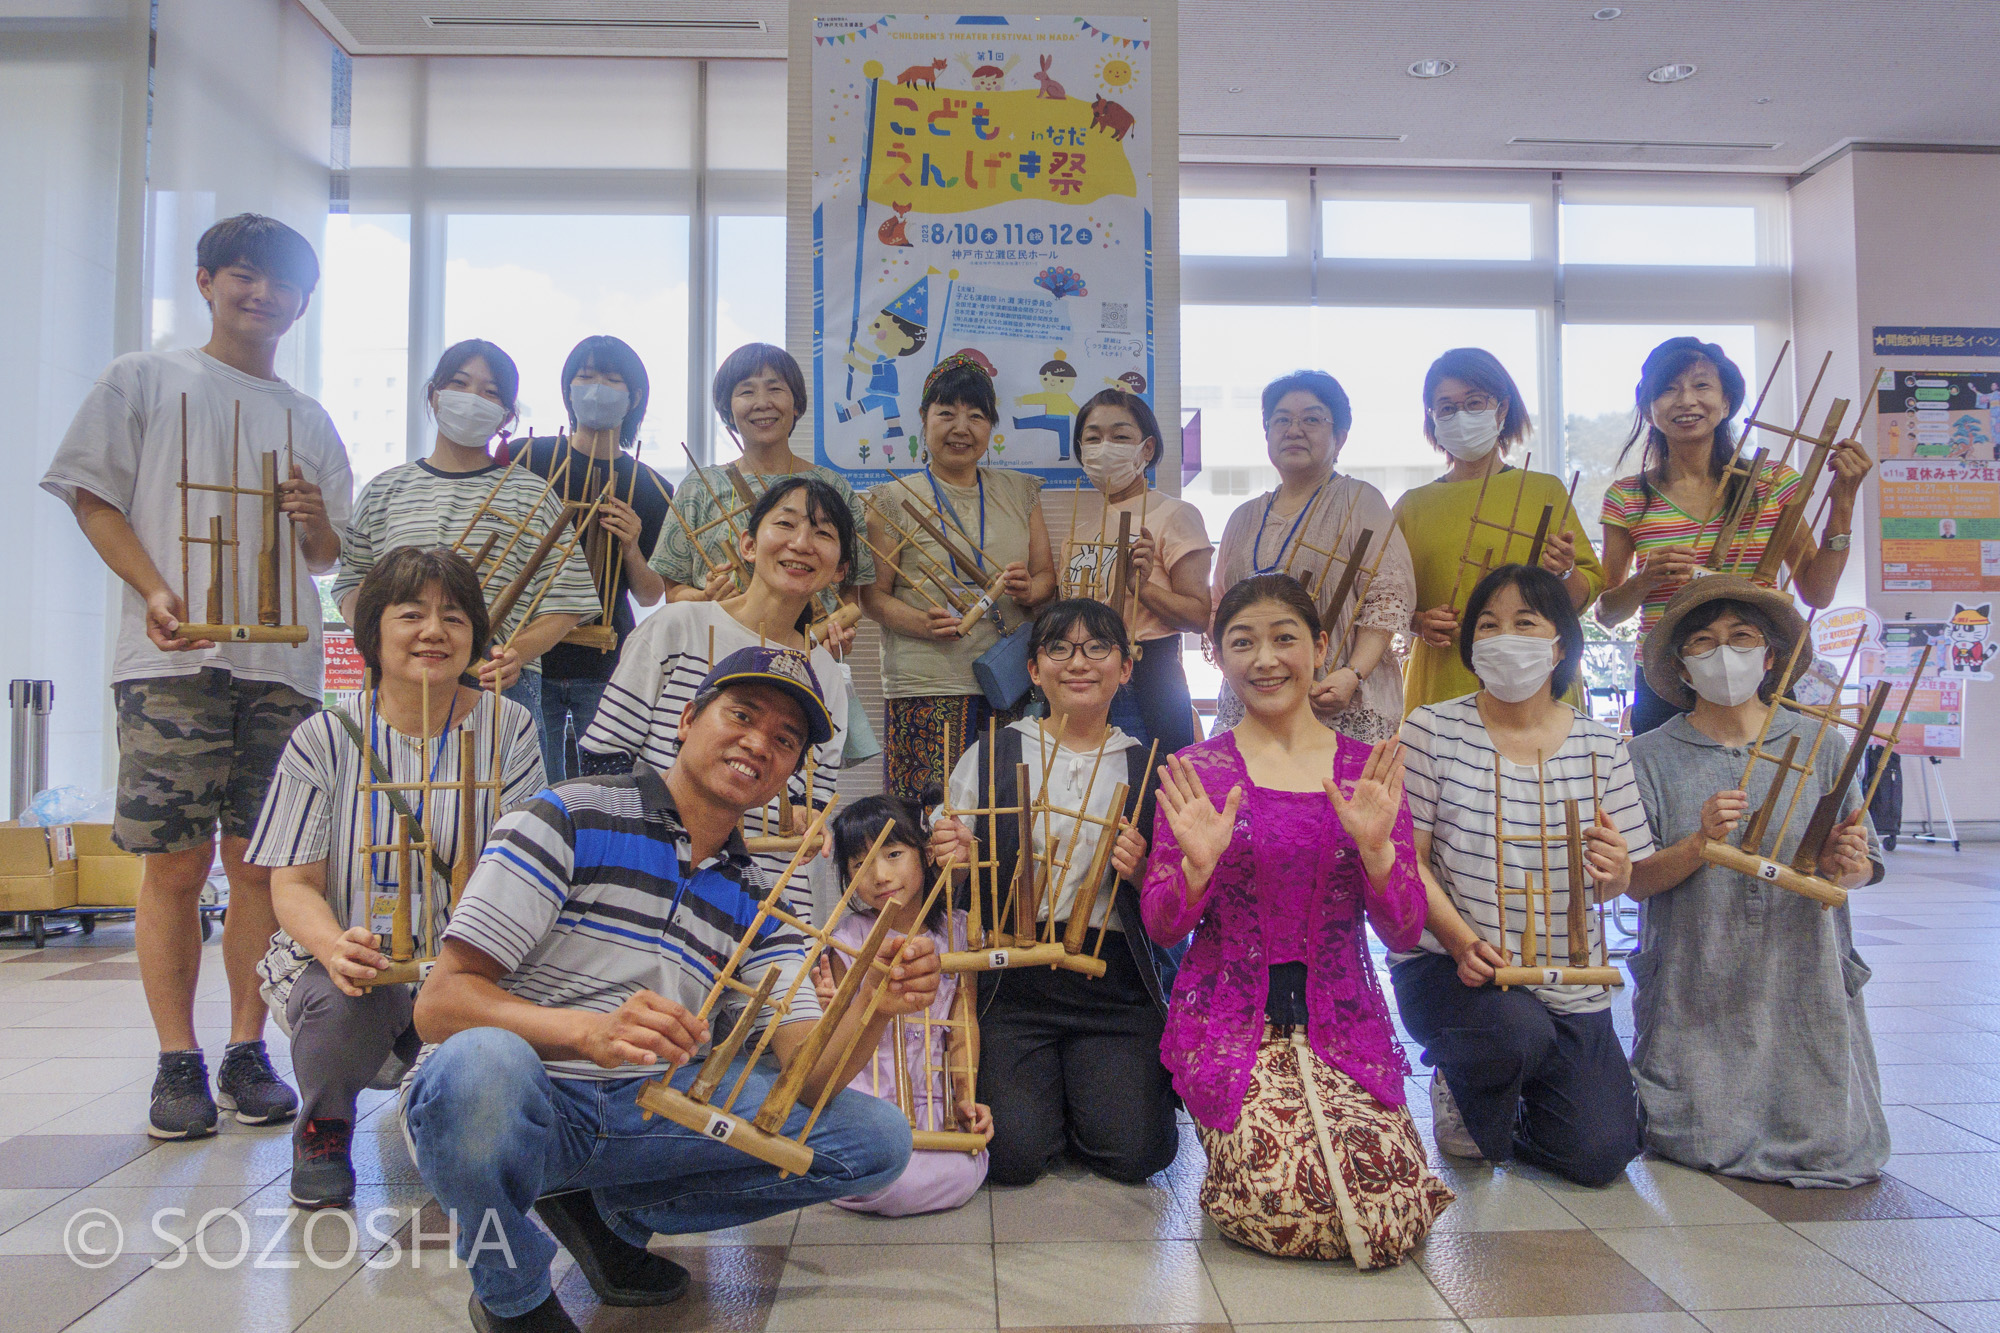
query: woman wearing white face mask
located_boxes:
[1395,349,1604,716]
[1624,577,1885,1187]
[1067,388,1213,756]
[334,340,603,722]
[1393,564,1656,1186]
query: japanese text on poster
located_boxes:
[1876,370,2000,591]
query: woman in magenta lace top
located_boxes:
[1142,574,1451,1266]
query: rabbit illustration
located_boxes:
[1032,54,1066,100]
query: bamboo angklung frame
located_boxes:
[1748,366,1886,583]
[1059,482,1149,628]
[560,434,647,653]
[934,714,1159,978]
[1488,750,1619,989]
[1441,451,1569,614]
[1697,342,1820,576]
[353,668,507,988]
[633,816,954,1175]
[176,395,309,644]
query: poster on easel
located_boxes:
[1859,676,1963,759]
[809,12,1156,490]
[1875,369,2000,591]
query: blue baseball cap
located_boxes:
[698,646,834,748]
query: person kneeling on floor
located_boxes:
[404,647,937,1333]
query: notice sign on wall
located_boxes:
[1860,676,1965,759]
[1876,370,2000,591]
[809,12,1156,489]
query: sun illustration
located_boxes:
[1095,57,1134,90]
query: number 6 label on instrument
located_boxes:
[1757,859,1782,882]
[703,1111,736,1144]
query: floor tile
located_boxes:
[0,1029,167,1061]
[23,1089,159,1136]
[0,1252,156,1333]
[0,1182,262,1255]
[1414,1229,1679,1319]
[1466,1317,1705,1333]
[557,1243,788,1332]
[293,1245,472,1333]
[1886,1105,2000,1154]
[1715,1173,1961,1221]
[789,1193,992,1244]
[0,1056,158,1097]
[1886,1154,2000,1215]
[44,963,146,982]
[994,1240,1226,1327]
[991,1168,1201,1242]
[0,1133,155,1187]
[1231,1323,1464,1333]
[61,1244,362,1333]
[91,1126,292,1189]
[1424,1160,1583,1233]
[1200,1234,1457,1323]
[1877,1064,2000,1107]
[1922,1007,2000,1034]
[767,1241,996,1330]
[1535,1158,1769,1229]
[1694,1308,1951,1332]
[1868,1007,1984,1034]
[222,1181,433,1258]
[1596,1222,1894,1310]
[0,1186,78,1231]
[1794,1217,2000,1302]
[1918,1104,2000,1145]
[1863,985,2000,1009]
[648,1209,799,1247]
[0,1093,100,1135]
[1920,1301,2000,1332]
[1874,1031,2000,1065]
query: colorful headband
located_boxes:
[923,350,994,401]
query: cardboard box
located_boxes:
[72,823,141,908]
[0,823,78,913]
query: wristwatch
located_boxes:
[1824,532,1851,552]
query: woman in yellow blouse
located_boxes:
[1395,348,1604,713]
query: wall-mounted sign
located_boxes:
[1874,328,2000,358]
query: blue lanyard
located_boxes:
[369,690,457,889]
[924,469,987,579]
[1250,480,1328,575]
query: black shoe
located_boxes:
[289,1118,356,1210]
[148,1050,218,1140]
[216,1039,298,1126]
[467,1293,580,1333]
[533,1189,691,1308]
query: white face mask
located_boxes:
[433,390,508,448]
[1435,408,1501,461]
[1081,437,1148,494]
[571,382,630,431]
[1471,633,1558,703]
[1682,643,1768,707]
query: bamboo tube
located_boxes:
[180,394,191,612]
[392,815,415,963]
[1063,782,1128,954]
[1565,798,1587,967]
[205,517,225,624]
[258,451,281,626]
[229,403,241,624]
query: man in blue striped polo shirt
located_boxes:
[405,647,937,1333]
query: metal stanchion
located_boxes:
[9,680,52,821]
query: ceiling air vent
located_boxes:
[425,15,767,32]
[1192,133,1409,144]
[1508,136,1780,151]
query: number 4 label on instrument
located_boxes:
[1757,859,1782,881]
[703,1111,736,1143]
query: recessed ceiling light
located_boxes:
[1593,7,1622,18]
[1227,85,1243,93]
[1753,96,1772,104]
[1647,62,1698,83]
[1408,58,1456,79]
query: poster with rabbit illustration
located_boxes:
[806,13,1156,487]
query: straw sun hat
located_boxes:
[1640,575,1813,710]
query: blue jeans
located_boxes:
[537,675,608,781]
[404,1027,912,1317]
[501,671,542,738]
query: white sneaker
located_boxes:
[1429,1069,1483,1159]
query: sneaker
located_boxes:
[468,1293,580,1333]
[1429,1069,1483,1159]
[148,1050,219,1140]
[216,1039,298,1126]
[289,1118,356,1210]
[533,1189,691,1308]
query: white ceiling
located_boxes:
[301,1,2000,174]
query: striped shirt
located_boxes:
[1600,461,1803,643]
[579,602,846,906]
[1396,694,1656,1015]
[443,770,821,1080]
[334,458,604,652]
[245,689,546,1006]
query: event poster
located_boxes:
[1813,607,1969,759]
[1877,370,2000,591]
[1859,676,1964,759]
[810,13,1154,489]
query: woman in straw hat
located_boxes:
[1625,575,1885,1186]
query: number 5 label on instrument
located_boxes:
[988,950,1009,970]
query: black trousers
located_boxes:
[1391,950,1640,1188]
[1108,636,1199,758]
[978,926,1178,1186]
[1629,663,1684,738]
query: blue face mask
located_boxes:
[571,382,630,431]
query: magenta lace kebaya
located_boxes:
[1141,731,1426,1131]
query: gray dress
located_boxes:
[1626,709,1888,1187]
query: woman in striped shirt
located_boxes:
[1596,336,1872,734]
[247,547,546,1210]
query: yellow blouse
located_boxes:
[1394,466,1604,715]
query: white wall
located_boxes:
[1790,148,2000,828]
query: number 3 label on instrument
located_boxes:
[703,1111,736,1144]
[1757,859,1782,882]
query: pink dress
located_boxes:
[1141,731,1427,1131]
[829,909,989,1217]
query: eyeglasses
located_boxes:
[1683,630,1768,655]
[1268,412,1334,432]
[1041,639,1117,662]
[1430,395,1497,420]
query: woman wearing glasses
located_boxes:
[1211,371,1416,743]
[1395,348,1604,715]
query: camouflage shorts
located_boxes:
[113,669,318,855]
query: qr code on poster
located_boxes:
[1100,302,1128,331]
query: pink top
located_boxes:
[1141,731,1426,1130]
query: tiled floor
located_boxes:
[7,843,2000,1330]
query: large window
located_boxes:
[318,214,410,490]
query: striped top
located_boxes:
[245,689,546,1006]
[334,458,603,653]
[578,602,847,906]
[1395,694,1656,1015]
[1600,461,1803,643]
[444,770,822,1081]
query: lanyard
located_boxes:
[924,469,987,579]
[369,690,458,889]
[1251,479,1328,575]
